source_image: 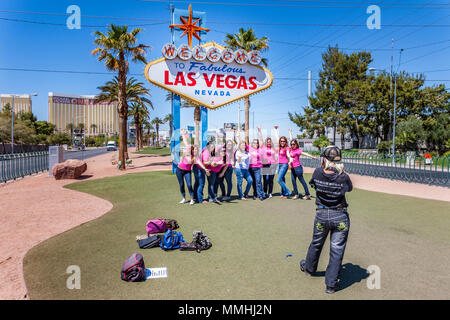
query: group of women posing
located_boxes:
[175,126,318,205]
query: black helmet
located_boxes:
[320,145,341,162]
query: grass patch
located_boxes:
[135,147,170,156]
[23,171,450,300]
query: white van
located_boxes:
[106,141,117,151]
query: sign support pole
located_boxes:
[201,106,208,149]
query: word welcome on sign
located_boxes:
[145,42,273,109]
[162,43,262,65]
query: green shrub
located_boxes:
[377,141,391,154]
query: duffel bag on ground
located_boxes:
[160,229,185,250]
[121,253,146,282]
[137,235,161,249]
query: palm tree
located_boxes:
[143,120,154,146]
[66,123,74,143]
[92,24,150,170]
[129,101,152,151]
[95,76,152,153]
[224,28,269,144]
[151,117,165,147]
[164,113,173,141]
[90,123,97,136]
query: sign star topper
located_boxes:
[169,4,210,48]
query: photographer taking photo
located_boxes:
[299,145,353,294]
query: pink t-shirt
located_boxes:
[178,155,193,171]
[201,148,212,170]
[289,147,303,168]
[248,145,263,168]
[278,146,289,164]
[210,155,225,173]
[262,146,276,165]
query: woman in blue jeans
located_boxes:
[193,145,210,204]
[234,141,253,200]
[274,127,291,198]
[288,129,318,200]
[216,139,235,201]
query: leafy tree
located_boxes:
[313,135,331,151]
[35,121,56,136]
[92,24,150,170]
[224,28,268,145]
[395,115,425,152]
[422,113,450,155]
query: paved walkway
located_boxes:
[0,151,448,299]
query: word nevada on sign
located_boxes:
[144,42,273,109]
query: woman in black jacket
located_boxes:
[299,145,353,294]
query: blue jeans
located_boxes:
[193,165,205,203]
[215,166,233,197]
[249,167,265,198]
[277,164,291,196]
[206,171,218,200]
[235,168,253,199]
[175,166,194,198]
[304,208,350,288]
[291,165,310,196]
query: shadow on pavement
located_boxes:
[311,263,369,291]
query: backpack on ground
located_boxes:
[193,230,212,251]
[160,229,185,250]
[166,219,179,230]
[146,219,167,235]
[146,219,179,235]
[121,253,146,282]
[137,235,161,249]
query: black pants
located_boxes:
[304,208,350,288]
[263,174,274,194]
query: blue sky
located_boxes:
[0,0,449,138]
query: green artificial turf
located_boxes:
[134,147,171,156]
[23,171,450,300]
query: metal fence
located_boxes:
[300,152,450,187]
[0,151,49,183]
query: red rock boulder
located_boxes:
[52,159,87,180]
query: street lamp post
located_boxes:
[10,93,37,154]
[368,68,398,162]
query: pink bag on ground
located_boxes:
[146,219,167,235]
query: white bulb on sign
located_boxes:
[234,49,248,65]
[221,48,235,64]
[177,44,192,61]
[162,43,177,60]
[192,45,207,61]
[248,50,262,65]
[207,46,221,63]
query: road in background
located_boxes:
[63,147,110,161]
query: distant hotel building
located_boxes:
[0,94,33,113]
[48,92,119,136]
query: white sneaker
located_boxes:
[179,199,187,204]
[269,194,273,198]
[189,199,195,205]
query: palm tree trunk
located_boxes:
[118,52,128,170]
[244,97,250,145]
[194,106,201,149]
[156,124,160,147]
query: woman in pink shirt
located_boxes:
[248,136,265,200]
[258,127,277,198]
[202,140,224,203]
[176,141,195,205]
[288,129,317,200]
[274,127,291,198]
